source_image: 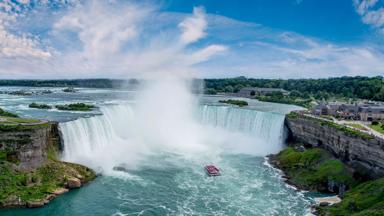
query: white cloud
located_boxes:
[353,0,384,33]
[0,0,383,79]
[0,3,51,59]
[178,7,207,45]
[363,8,384,28]
[0,1,226,78]
[53,0,148,61]
[193,26,384,78]
[354,0,378,15]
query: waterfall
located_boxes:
[60,103,286,170]
[198,105,285,146]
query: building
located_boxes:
[312,103,331,115]
[313,102,384,121]
[237,87,289,98]
[359,106,384,121]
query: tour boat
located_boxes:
[204,165,220,176]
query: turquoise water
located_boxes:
[0,87,312,216]
[1,155,311,216]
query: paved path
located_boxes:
[298,111,384,140]
[0,118,49,126]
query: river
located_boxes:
[0,87,312,216]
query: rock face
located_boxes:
[0,123,61,171]
[285,115,384,179]
[67,177,81,188]
[0,121,96,209]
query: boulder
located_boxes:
[67,177,81,188]
[27,201,44,208]
[53,188,69,195]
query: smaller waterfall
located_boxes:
[197,105,286,154]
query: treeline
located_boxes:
[0,79,138,89]
[204,76,384,101]
[0,76,383,101]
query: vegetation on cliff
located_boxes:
[0,110,48,132]
[273,147,384,216]
[0,117,96,208]
[55,103,95,111]
[286,112,374,140]
[0,120,50,132]
[0,160,96,207]
[317,178,384,216]
[218,99,248,107]
[369,122,384,135]
[29,103,52,109]
[271,147,356,192]
[0,108,18,118]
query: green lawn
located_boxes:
[369,123,384,135]
[347,123,367,130]
[0,116,40,124]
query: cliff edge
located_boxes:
[285,112,384,179]
[0,119,96,208]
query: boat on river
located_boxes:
[204,165,220,176]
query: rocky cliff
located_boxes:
[285,113,384,179]
[0,122,96,208]
[0,122,61,171]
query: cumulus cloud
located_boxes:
[53,1,147,60]
[0,2,51,59]
[178,7,207,45]
[353,0,384,33]
[193,24,384,78]
[0,0,383,79]
[0,0,226,78]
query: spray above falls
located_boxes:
[60,98,286,172]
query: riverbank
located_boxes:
[268,146,356,194]
[0,160,96,208]
[0,113,96,208]
[270,111,384,215]
[269,145,384,215]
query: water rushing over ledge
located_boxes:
[0,88,311,215]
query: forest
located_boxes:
[204,76,384,101]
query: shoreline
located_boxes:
[266,154,341,215]
[0,160,97,209]
[264,156,319,215]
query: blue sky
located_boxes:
[0,0,383,78]
[165,0,369,43]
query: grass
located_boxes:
[286,111,300,119]
[55,103,95,111]
[369,123,384,135]
[219,99,248,107]
[275,147,356,192]
[0,123,50,132]
[0,160,96,204]
[320,121,373,140]
[0,108,18,118]
[320,115,334,121]
[0,116,40,124]
[286,112,374,140]
[347,123,367,131]
[319,177,384,216]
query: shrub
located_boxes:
[219,99,248,107]
[29,103,52,109]
[56,103,95,111]
[0,108,18,117]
